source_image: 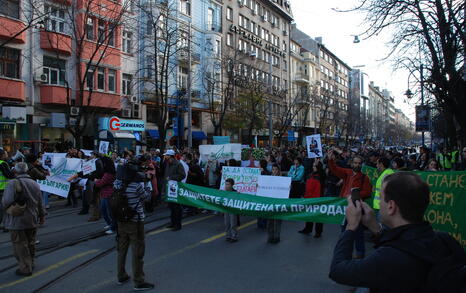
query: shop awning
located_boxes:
[113,132,135,139]
[146,129,160,139]
[192,131,207,140]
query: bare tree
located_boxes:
[349,0,465,146]
[138,0,188,149]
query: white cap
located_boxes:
[156,149,161,152]
[163,149,176,156]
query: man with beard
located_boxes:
[328,150,372,258]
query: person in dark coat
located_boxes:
[162,150,186,231]
[329,172,465,293]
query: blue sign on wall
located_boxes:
[213,136,230,145]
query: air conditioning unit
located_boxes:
[70,107,80,116]
[122,108,131,118]
[129,95,139,103]
[250,51,256,58]
[34,72,48,83]
[283,30,288,36]
[132,104,140,118]
[238,0,244,7]
[261,15,266,22]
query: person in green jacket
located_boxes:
[373,157,395,210]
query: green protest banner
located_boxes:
[362,166,466,248]
[166,181,347,224]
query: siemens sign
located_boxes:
[99,116,145,132]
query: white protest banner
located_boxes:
[256,175,291,199]
[38,157,82,198]
[38,177,71,198]
[199,144,241,162]
[99,141,110,154]
[41,153,66,169]
[81,159,97,175]
[220,166,261,195]
[306,134,323,158]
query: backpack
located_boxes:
[387,232,466,293]
[109,182,138,222]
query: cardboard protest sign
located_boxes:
[220,166,261,195]
[82,159,97,175]
[306,134,323,158]
[99,141,110,154]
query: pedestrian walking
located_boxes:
[2,162,45,276]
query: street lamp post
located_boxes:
[420,64,425,147]
[268,54,273,148]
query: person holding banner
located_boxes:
[288,158,305,198]
[300,160,326,238]
[224,178,238,243]
[163,150,186,231]
[267,164,283,244]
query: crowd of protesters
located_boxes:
[0,142,465,291]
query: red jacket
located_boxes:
[328,159,372,199]
[94,172,115,199]
[304,174,322,198]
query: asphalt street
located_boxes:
[0,201,352,293]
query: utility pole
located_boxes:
[187,21,193,148]
[268,54,273,147]
[420,63,425,147]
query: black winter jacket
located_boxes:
[329,222,455,293]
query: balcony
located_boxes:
[294,73,309,84]
[40,31,72,55]
[40,85,70,104]
[79,91,121,110]
[0,78,25,101]
[177,51,200,64]
[0,17,26,44]
[206,22,222,33]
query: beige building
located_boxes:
[222,0,293,144]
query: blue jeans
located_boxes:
[341,220,365,257]
[42,191,49,207]
[100,198,115,230]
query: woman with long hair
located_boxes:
[95,156,116,234]
[299,160,326,238]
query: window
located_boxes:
[0,0,19,19]
[250,21,255,33]
[44,6,66,33]
[85,17,94,40]
[226,7,232,20]
[122,30,132,53]
[226,33,232,47]
[122,74,132,95]
[108,25,115,46]
[215,39,221,55]
[178,66,188,90]
[42,56,65,85]
[179,0,190,15]
[98,20,105,42]
[108,69,116,92]
[0,47,20,79]
[208,8,214,27]
[86,66,95,89]
[97,68,105,90]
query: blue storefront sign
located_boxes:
[98,116,145,132]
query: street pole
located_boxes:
[268,54,273,148]
[187,21,193,149]
[420,63,425,146]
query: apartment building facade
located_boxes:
[222,0,293,143]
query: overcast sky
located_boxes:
[290,0,415,120]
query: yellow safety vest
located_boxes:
[437,153,453,169]
[373,168,395,210]
[0,160,9,191]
